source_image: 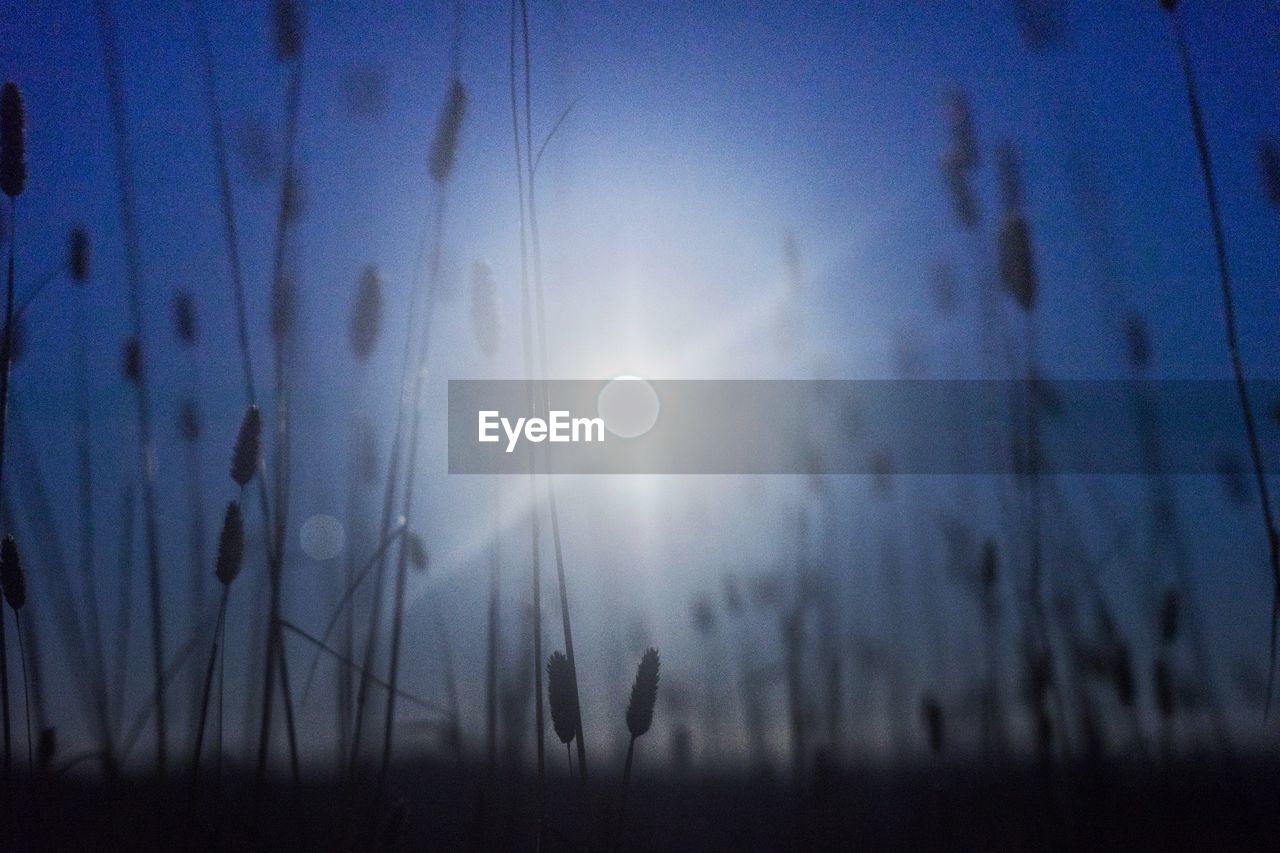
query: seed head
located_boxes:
[690,596,715,635]
[349,266,382,362]
[469,261,500,359]
[173,290,198,346]
[178,398,201,443]
[870,448,894,497]
[230,404,262,486]
[271,275,296,342]
[1011,0,1069,51]
[945,90,978,172]
[37,727,56,768]
[626,647,660,739]
[1125,313,1151,369]
[407,533,428,572]
[282,168,306,224]
[355,416,379,486]
[981,539,998,592]
[997,213,1037,311]
[1258,141,1280,208]
[1153,657,1175,718]
[920,693,945,756]
[1160,588,1180,644]
[546,651,578,745]
[783,231,804,294]
[122,337,142,383]
[215,501,244,586]
[1111,643,1135,707]
[428,78,467,185]
[68,227,90,283]
[0,534,25,610]
[1,82,26,199]
[273,0,302,61]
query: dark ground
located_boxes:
[2,753,1277,851]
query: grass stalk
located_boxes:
[510,0,546,807]
[189,0,258,403]
[487,482,500,778]
[10,414,117,776]
[93,0,168,777]
[519,0,588,784]
[347,131,438,789]
[0,86,22,781]
[374,183,450,809]
[73,295,110,771]
[300,523,407,702]
[616,648,659,852]
[113,482,135,738]
[189,588,228,799]
[14,612,29,771]
[1165,6,1280,710]
[182,419,208,737]
[253,34,305,799]
[0,199,15,513]
[0,588,9,778]
[0,535,27,775]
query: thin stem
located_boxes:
[0,600,9,779]
[184,435,208,741]
[189,0,257,404]
[0,197,12,783]
[520,0,587,783]
[189,589,228,810]
[0,198,15,530]
[280,620,446,715]
[1,261,63,340]
[1170,12,1280,711]
[74,298,109,761]
[615,736,636,852]
[119,616,216,765]
[300,525,404,696]
[113,482,135,737]
[14,612,29,771]
[375,192,448,807]
[95,0,168,777]
[254,47,305,798]
[301,523,407,704]
[9,415,117,776]
[511,0,545,806]
[486,481,500,779]
[348,162,436,782]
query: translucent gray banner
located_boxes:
[446,379,1280,475]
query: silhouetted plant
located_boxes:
[617,648,660,849]
[1161,0,1280,707]
[190,501,243,806]
[349,265,383,362]
[173,291,198,346]
[68,227,90,283]
[0,532,22,774]
[0,82,26,542]
[547,651,577,773]
[375,70,471,809]
[230,404,262,487]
